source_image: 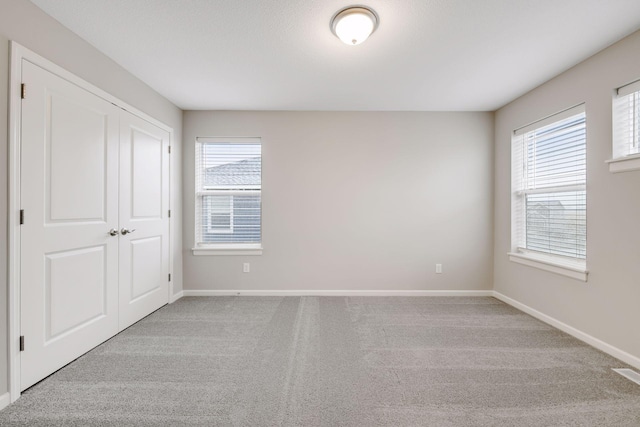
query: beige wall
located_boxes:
[183,111,494,292]
[0,0,183,396]
[494,30,640,361]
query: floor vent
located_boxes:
[613,368,640,386]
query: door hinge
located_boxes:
[19,209,24,225]
[19,336,24,352]
[168,273,171,282]
[168,209,171,218]
[168,146,171,154]
[21,83,26,99]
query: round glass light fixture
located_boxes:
[331,6,379,46]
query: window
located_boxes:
[610,79,640,173]
[194,137,262,255]
[205,195,233,234]
[510,105,588,281]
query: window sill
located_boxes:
[508,251,588,282]
[192,245,263,256]
[606,154,640,173]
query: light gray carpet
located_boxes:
[0,296,639,426]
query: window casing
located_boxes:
[610,79,640,172]
[510,105,587,279]
[194,138,262,254]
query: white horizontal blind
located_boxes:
[513,107,586,260]
[613,80,640,158]
[195,138,261,245]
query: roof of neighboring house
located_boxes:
[530,200,564,210]
[204,157,261,187]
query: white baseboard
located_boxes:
[169,290,184,303]
[0,392,10,411]
[182,290,493,297]
[493,291,640,370]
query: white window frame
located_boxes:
[193,137,262,256]
[608,79,640,173]
[509,104,588,281]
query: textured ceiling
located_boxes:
[29,0,640,111]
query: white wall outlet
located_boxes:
[435,263,442,274]
[243,263,250,273]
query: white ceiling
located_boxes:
[30,0,640,111]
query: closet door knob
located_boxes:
[120,228,136,235]
[108,228,119,236]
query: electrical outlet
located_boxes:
[243,263,250,273]
[435,264,442,274]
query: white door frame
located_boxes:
[8,41,176,402]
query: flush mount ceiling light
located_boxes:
[330,6,379,46]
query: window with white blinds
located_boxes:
[195,137,261,248]
[512,105,586,261]
[613,79,640,158]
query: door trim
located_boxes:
[8,41,175,402]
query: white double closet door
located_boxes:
[19,61,170,390]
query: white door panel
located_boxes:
[46,245,107,339]
[47,93,107,221]
[118,113,169,330]
[20,60,120,390]
[131,129,164,219]
[130,236,163,300]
